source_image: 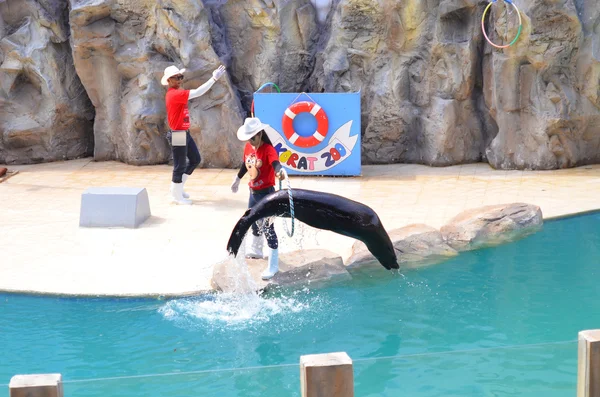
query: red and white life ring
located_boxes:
[281,101,329,148]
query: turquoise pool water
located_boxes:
[2,212,600,396]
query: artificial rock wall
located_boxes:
[0,0,94,164]
[1,0,599,170]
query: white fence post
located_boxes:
[9,374,63,397]
[578,330,600,397]
[300,352,353,397]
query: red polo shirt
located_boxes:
[165,88,190,130]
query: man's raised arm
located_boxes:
[188,65,226,100]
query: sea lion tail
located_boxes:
[226,209,253,257]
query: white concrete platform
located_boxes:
[1,158,599,297]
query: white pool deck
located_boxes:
[1,158,599,297]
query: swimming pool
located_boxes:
[2,212,600,396]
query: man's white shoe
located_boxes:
[170,182,192,205]
[245,234,264,259]
[261,248,279,280]
[181,173,191,199]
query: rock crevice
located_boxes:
[0,0,94,164]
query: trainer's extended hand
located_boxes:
[277,169,286,181]
[212,65,226,81]
[231,176,241,193]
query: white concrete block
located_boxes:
[79,187,151,228]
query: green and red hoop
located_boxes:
[482,0,522,49]
[251,82,281,117]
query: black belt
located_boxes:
[250,186,274,195]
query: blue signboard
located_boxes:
[254,92,361,176]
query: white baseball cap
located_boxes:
[161,65,186,86]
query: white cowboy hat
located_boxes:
[237,117,270,141]
[161,65,186,86]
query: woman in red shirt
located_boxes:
[231,117,285,280]
[161,64,226,205]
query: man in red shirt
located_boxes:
[161,64,226,204]
[231,117,285,280]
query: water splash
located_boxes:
[159,291,313,330]
[223,233,259,295]
[275,217,320,252]
[158,284,344,335]
[157,219,348,332]
[159,231,340,331]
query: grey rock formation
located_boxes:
[212,249,350,292]
[68,0,245,166]
[212,0,319,110]
[347,224,458,269]
[348,203,542,270]
[485,0,600,169]
[0,0,94,164]
[440,203,543,251]
[218,216,523,285]
[311,0,600,169]
[310,0,496,166]
[310,0,333,24]
[2,0,600,170]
